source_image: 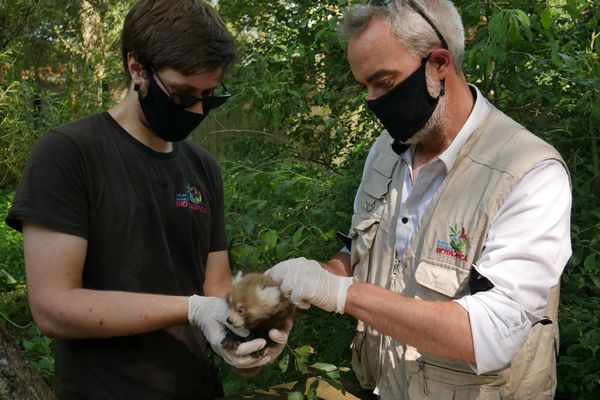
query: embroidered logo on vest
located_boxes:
[175,183,208,213]
[435,224,469,261]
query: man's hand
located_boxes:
[232,319,293,378]
[266,257,354,313]
[265,317,292,360]
[188,295,273,368]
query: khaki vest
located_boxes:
[349,105,567,399]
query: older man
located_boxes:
[267,1,571,399]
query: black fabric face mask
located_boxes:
[136,77,208,142]
[366,55,444,143]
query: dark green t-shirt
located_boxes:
[6,112,228,399]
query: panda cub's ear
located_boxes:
[257,286,281,308]
[232,271,244,284]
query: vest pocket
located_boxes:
[350,329,378,390]
[414,259,470,300]
[350,216,381,278]
[408,361,502,400]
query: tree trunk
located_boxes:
[80,0,105,108]
[0,325,55,400]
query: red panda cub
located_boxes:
[221,272,295,357]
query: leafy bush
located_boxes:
[0,0,598,398]
[458,2,599,397]
[220,154,359,396]
[0,190,24,283]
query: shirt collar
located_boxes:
[438,85,490,171]
[399,85,490,171]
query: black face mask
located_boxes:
[136,77,208,142]
[366,55,445,143]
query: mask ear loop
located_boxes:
[425,52,446,98]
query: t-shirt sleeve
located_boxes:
[208,161,228,252]
[5,131,89,238]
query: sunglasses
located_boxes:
[150,66,232,110]
[371,0,449,50]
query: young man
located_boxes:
[267,1,571,399]
[5,1,287,399]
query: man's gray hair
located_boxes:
[339,0,465,72]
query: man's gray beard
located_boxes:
[401,74,448,145]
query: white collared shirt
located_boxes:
[353,86,572,374]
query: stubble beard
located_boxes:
[401,71,448,145]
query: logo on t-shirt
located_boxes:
[435,224,469,261]
[175,183,208,213]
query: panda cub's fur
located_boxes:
[221,272,295,357]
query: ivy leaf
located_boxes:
[288,375,308,400]
[292,226,305,247]
[508,16,521,43]
[295,345,315,358]
[488,11,507,42]
[287,391,304,400]
[584,254,597,273]
[315,26,330,42]
[310,362,337,372]
[513,9,530,29]
[307,379,320,400]
[540,9,553,31]
[261,229,279,251]
[323,375,345,393]
[325,370,341,380]
[550,42,564,68]
[230,244,258,260]
[279,353,290,373]
[295,357,310,375]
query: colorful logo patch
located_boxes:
[435,224,469,261]
[175,183,208,213]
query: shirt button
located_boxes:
[401,217,409,224]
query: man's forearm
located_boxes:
[33,289,189,339]
[345,282,475,363]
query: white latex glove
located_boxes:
[265,257,354,314]
[265,318,292,360]
[233,319,293,378]
[188,295,272,369]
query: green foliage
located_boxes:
[220,155,357,396]
[217,0,377,166]
[0,0,598,398]
[0,0,133,188]
[0,287,54,385]
[0,190,24,282]
[454,1,600,397]
[20,326,55,383]
[224,158,358,271]
[1,192,54,384]
[218,309,354,398]
[282,344,350,400]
